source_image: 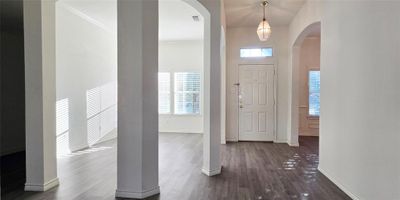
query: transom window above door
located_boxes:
[240,47,273,58]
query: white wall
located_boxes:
[226,26,289,142]
[319,2,400,199]
[288,1,400,199]
[288,1,322,47]
[159,40,204,133]
[56,1,117,152]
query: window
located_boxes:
[158,72,201,115]
[240,47,273,58]
[309,70,320,116]
[174,72,201,114]
[158,72,171,114]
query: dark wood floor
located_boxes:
[3,133,351,200]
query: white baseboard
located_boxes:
[202,167,221,176]
[299,134,319,137]
[289,142,299,147]
[70,145,89,153]
[115,186,160,199]
[318,167,360,200]
[227,139,297,147]
[159,131,203,134]
[96,128,118,144]
[25,177,59,192]
[221,139,226,144]
[273,140,288,144]
[69,137,94,152]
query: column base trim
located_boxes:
[318,167,360,200]
[25,177,59,192]
[289,142,299,147]
[202,167,221,176]
[273,140,288,144]
[115,186,160,199]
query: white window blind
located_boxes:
[158,72,171,114]
[174,72,200,114]
[309,70,320,116]
[86,81,118,146]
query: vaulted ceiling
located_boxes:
[159,0,203,41]
[224,0,306,27]
[56,0,203,41]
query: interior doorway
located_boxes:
[158,0,218,176]
[158,0,204,135]
[298,37,320,138]
[290,22,321,146]
[238,64,276,141]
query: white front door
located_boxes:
[239,65,275,141]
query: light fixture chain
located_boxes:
[263,2,266,20]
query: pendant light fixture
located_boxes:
[257,1,272,42]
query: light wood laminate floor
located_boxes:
[4,133,351,200]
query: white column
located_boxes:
[195,0,222,176]
[116,0,159,199]
[23,0,59,191]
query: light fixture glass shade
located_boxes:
[257,20,271,41]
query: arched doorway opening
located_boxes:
[289,22,321,146]
[157,0,212,177]
[182,0,222,176]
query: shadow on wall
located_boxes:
[56,98,70,155]
[56,81,117,156]
[86,81,117,146]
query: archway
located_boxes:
[182,0,222,176]
[289,22,321,146]
[158,0,214,176]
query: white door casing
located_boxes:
[239,65,275,141]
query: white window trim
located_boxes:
[158,70,202,116]
[308,69,320,117]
